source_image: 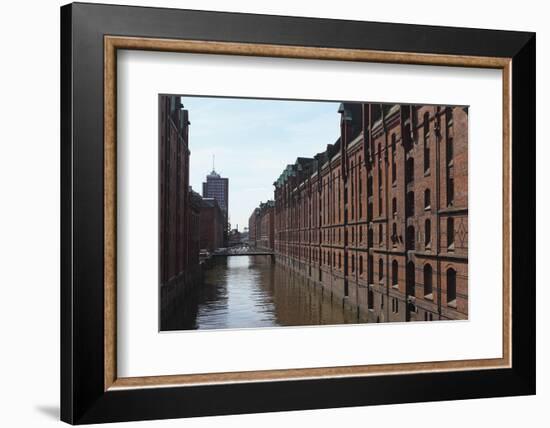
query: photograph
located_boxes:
[158,94,469,331]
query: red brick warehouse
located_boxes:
[159,95,192,292]
[248,201,275,251]
[159,95,227,329]
[199,197,225,252]
[159,95,196,323]
[272,103,468,323]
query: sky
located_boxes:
[182,96,341,232]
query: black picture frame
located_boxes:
[61,2,535,424]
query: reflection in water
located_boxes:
[162,255,360,331]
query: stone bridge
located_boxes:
[212,247,274,257]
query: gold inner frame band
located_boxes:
[104,35,512,391]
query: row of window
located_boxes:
[278,214,456,253]
[280,179,450,233]
[280,157,454,229]
[311,250,458,306]
[276,109,457,225]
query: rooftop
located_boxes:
[200,197,221,209]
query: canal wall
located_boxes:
[273,253,465,324]
[160,264,204,330]
[274,254,377,323]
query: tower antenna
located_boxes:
[212,154,215,172]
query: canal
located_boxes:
[163,255,361,331]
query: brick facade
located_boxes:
[248,201,275,251]
[273,103,468,322]
[188,189,202,267]
[159,95,191,287]
[159,95,227,329]
[160,95,205,328]
[248,208,259,247]
[199,198,225,252]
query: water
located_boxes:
[163,255,361,331]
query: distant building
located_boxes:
[199,197,224,252]
[228,228,243,247]
[188,189,202,268]
[248,208,259,248]
[248,200,275,251]
[241,227,250,244]
[202,169,229,241]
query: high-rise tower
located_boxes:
[202,165,229,243]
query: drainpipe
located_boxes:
[435,107,442,319]
[342,109,350,299]
[367,104,373,311]
[383,105,390,321]
[328,159,333,288]
[308,177,311,273]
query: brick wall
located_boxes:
[159,95,191,285]
[199,199,224,251]
[248,202,275,251]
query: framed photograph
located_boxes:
[60,2,535,424]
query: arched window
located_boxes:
[350,162,354,220]
[424,115,430,173]
[446,123,455,207]
[392,222,397,246]
[406,191,415,217]
[368,288,374,309]
[446,134,454,164]
[392,260,398,286]
[359,255,363,274]
[447,217,455,250]
[425,219,431,248]
[424,189,431,209]
[446,107,454,127]
[378,224,383,246]
[351,255,355,272]
[368,228,373,247]
[379,258,384,282]
[424,264,433,297]
[406,225,415,251]
[368,255,374,284]
[392,197,397,218]
[406,261,415,297]
[404,124,412,152]
[391,133,397,183]
[447,174,454,207]
[338,253,341,269]
[447,268,457,303]
[423,112,430,136]
[406,157,414,184]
